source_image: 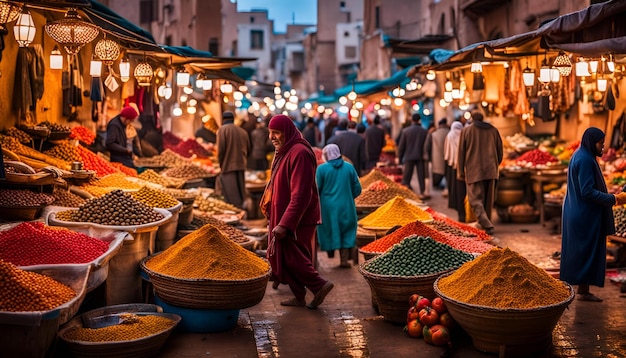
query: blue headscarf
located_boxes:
[580,127,605,157]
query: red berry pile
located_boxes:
[0,222,109,266]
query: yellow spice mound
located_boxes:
[358,195,432,228]
[437,247,571,309]
[145,224,269,280]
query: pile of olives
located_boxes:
[56,189,164,226]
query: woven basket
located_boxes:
[140,256,271,310]
[358,248,380,261]
[433,274,574,357]
[358,263,451,324]
[58,311,180,358]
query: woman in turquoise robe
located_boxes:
[316,144,362,267]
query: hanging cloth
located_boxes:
[90,77,103,102]
[13,47,34,118]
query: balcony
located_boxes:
[287,52,305,73]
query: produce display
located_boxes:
[360,220,493,255]
[356,170,420,206]
[505,133,536,152]
[437,247,570,308]
[404,294,455,347]
[167,138,212,159]
[52,187,87,207]
[178,211,249,245]
[37,120,71,133]
[363,236,474,276]
[426,209,491,241]
[0,188,55,207]
[61,314,177,342]
[144,224,269,280]
[161,163,214,180]
[0,222,109,266]
[358,196,432,228]
[108,161,138,177]
[139,169,185,188]
[194,195,242,215]
[0,259,76,311]
[131,186,179,208]
[55,190,165,226]
[79,173,143,197]
[508,203,537,215]
[134,149,191,168]
[613,206,626,236]
[4,126,32,143]
[77,145,118,177]
[0,134,71,170]
[69,126,96,146]
[44,140,81,163]
[515,149,559,168]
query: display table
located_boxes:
[530,169,567,226]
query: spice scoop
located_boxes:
[82,312,146,329]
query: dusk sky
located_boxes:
[234,0,317,33]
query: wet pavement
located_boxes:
[48,188,626,358]
[148,188,626,358]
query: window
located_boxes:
[209,38,219,56]
[345,46,357,59]
[340,1,346,10]
[250,16,255,23]
[250,30,264,50]
[344,31,350,37]
[139,0,156,24]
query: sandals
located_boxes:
[578,293,603,302]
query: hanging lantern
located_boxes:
[575,58,590,77]
[426,70,436,81]
[588,60,598,74]
[550,68,560,83]
[94,36,120,65]
[553,52,572,76]
[522,67,535,87]
[176,67,189,87]
[49,45,63,70]
[89,57,102,77]
[202,79,213,91]
[220,82,233,94]
[119,58,130,82]
[444,80,453,92]
[14,9,35,47]
[597,77,608,92]
[45,8,99,55]
[443,91,453,103]
[0,1,22,28]
[134,61,153,87]
[607,54,615,73]
[470,61,483,73]
[539,60,551,84]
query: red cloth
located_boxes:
[263,115,325,300]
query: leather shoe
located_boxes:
[307,282,334,309]
[280,298,306,307]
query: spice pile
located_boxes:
[360,220,493,255]
[62,314,177,342]
[178,211,249,245]
[131,186,179,209]
[0,222,109,266]
[358,196,432,228]
[195,195,242,215]
[145,224,268,280]
[44,141,81,163]
[437,247,571,308]
[135,149,191,168]
[52,187,87,207]
[162,164,214,180]
[139,169,185,188]
[356,170,420,207]
[77,145,118,177]
[69,126,96,145]
[0,259,76,311]
[0,188,55,207]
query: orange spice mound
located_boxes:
[438,247,571,308]
[358,196,432,228]
[356,169,420,206]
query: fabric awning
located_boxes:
[412,0,626,74]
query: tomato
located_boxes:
[431,297,447,314]
[422,325,433,344]
[439,312,455,329]
[409,293,420,307]
[404,319,424,338]
[415,296,431,311]
[407,306,420,322]
[430,325,451,346]
[418,306,439,327]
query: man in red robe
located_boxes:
[261,114,334,309]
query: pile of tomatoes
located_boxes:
[404,294,455,346]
